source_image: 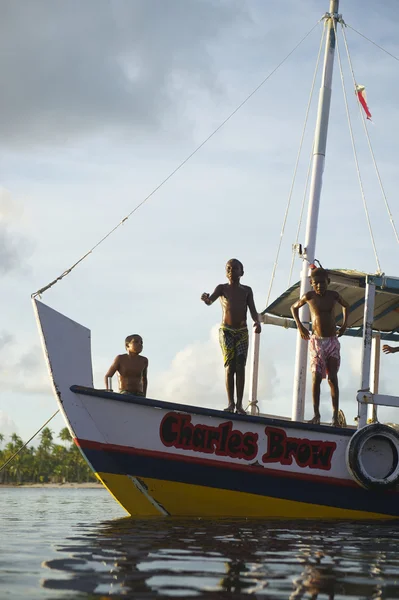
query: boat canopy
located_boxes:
[262,270,399,341]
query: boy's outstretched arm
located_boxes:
[337,294,350,337]
[248,288,261,333]
[105,356,119,389]
[201,284,223,306]
[383,345,399,354]
[291,296,310,340]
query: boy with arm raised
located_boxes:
[201,259,261,414]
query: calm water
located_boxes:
[1,488,399,599]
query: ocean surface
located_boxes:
[1,488,399,599]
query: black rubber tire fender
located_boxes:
[346,423,399,490]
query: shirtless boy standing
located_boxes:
[105,334,148,396]
[201,259,261,414]
[290,268,349,426]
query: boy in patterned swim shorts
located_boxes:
[201,259,261,414]
[291,267,349,426]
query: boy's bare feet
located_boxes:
[308,415,321,425]
[224,404,235,412]
[338,409,346,427]
[236,406,247,415]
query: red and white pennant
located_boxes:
[356,84,372,121]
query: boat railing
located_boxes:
[358,392,399,410]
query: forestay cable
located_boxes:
[288,145,313,286]
[341,24,399,245]
[333,19,382,274]
[32,20,322,299]
[0,410,60,474]
[346,24,399,63]
[265,23,325,307]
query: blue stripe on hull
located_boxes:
[81,446,399,517]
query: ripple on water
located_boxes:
[2,489,399,598]
[41,518,399,598]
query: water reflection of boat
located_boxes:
[34,0,399,518]
[41,519,398,597]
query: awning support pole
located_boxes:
[248,332,260,415]
[358,280,375,428]
[368,332,381,423]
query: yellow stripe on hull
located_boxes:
[96,471,393,519]
[95,472,159,516]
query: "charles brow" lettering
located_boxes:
[160,412,258,460]
[262,426,336,470]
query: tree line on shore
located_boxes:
[0,427,96,484]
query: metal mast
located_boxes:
[292,0,340,421]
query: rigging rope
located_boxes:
[32,20,323,299]
[265,23,325,307]
[287,145,313,286]
[333,19,382,274]
[341,24,399,246]
[346,24,399,63]
[0,410,60,474]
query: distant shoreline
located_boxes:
[0,482,102,488]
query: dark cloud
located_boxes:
[0,334,50,394]
[0,227,28,274]
[0,0,248,146]
[0,332,14,351]
[0,189,33,273]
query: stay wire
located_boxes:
[287,144,314,286]
[0,410,60,474]
[333,19,382,274]
[32,19,322,299]
[265,22,325,307]
[289,20,399,286]
[346,24,399,63]
[341,24,399,246]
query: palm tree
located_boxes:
[59,427,72,445]
[0,428,96,484]
[36,427,54,482]
[4,434,24,483]
[39,427,54,450]
[0,433,4,482]
[51,444,69,482]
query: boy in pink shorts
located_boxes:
[291,267,349,426]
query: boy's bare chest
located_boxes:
[222,286,248,304]
[119,356,145,375]
[309,294,335,313]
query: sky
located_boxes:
[1,0,399,444]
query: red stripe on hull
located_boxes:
[75,437,359,488]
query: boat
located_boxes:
[32,0,399,518]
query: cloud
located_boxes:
[0,188,33,274]
[0,188,23,222]
[0,0,248,146]
[0,411,18,438]
[0,332,14,351]
[151,324,277,413]
[0,228,26,274]
[0,332,51,394]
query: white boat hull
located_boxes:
[33,299,399,518]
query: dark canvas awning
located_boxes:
[262,270,399,340]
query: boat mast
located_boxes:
[292,0,340,421]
